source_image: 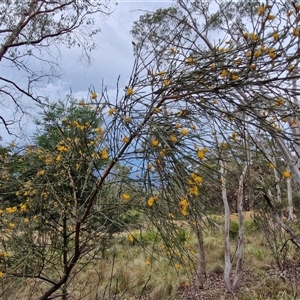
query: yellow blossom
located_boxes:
[6,207,17,214]
[267,14,275,20]
[283,171,291,179]
[20,204,26,212]
[128,234,134,243]
[181,128,188,136]
[254,50,261,58]
[9,223,15,228]
[56,145,69,152]
[179,199,188,216]
[269,163,275,169]
[293,28,300,37]
[1,252,8,257]
[147,163,152,170]
[194,176,203,185]
[0,272,4,278]
[122,193,130,201]
[78,100,85,106]
[146,258,151,266]
[268,49,276,59]
[232,132,238,141]
[91,92,98,99]
[231,74,239,80]
[170,135,177,143]
[250,64,256,70]
[186,57,196,64]
[258,5,264,16]
[147,196,158,207]
[288,65,294,72]
[127,87,134,96]
[175,123,181,129]
[151,139,159,147]
[94,127,104,134]
[221,142,227,149]
[24,218,29,223]
[123,136,130,143]
[275,98,284,106]
[260,45,266,52]
[250,33,259,41]
[56,155,62,162]
[108,108,116,116]
[160,149,167,157]
[197,150,205,160]
[0,210,3,215]
[37,169,45,176]
[220,69,227,77]
[189,185,199,196]
[163,79,170,86]
[273,32,279,41]
[101,149,108,159]
[124,116,131,123]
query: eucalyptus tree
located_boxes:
[130,0,300,290]
[0,0,112,133]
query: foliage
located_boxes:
[0,0,112,132]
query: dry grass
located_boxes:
[0,216,299,300]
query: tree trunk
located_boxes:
[195,223,206,289]
[286,165,296,220]
[220,159,232,291]
[232,164,248,289]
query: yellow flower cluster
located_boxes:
[181,128,188,136]
[170,134,177,143]
[179,199,188,216]
[56,144,69,152]
[70,120,86,131]
[127,87,134,96]
[101,149,108,159]
[197,147,207,160]
[147,196,158,207]
[269,163,275,169]
[274,98,284,106]
[128,234,134,243]
[108,108,116,116]
[151,139,159,147]
[91,92,98,99]
[232,132,238,141]
[122,193,130,201]
[6,207,17,214]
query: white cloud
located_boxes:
[1,1,172,143]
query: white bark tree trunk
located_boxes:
[220,159,232,291]
[286,165,296,220]
[232,164,248,289]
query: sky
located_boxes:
[1,0,173,144]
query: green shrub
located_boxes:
[244,219,261,233]
[229,221,239,239]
